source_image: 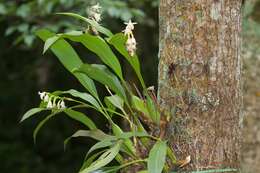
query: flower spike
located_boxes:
[123,20,137,57]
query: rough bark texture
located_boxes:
[158,0,242,171]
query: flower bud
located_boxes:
[47,100,53,109]
[123,20,137,57]
[44,94,49,102]
[38,91,46,100]
[123,20,137,36]
[88,3,102,23]
[126,37,137,57]
[60,100,66,109]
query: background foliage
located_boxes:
[0,0,259,173]
[241,1,260,173]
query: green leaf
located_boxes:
[104,97,116,117]
[33,111,60,143]
[148,141,167,173]
[64,129,116,147]
[36,29,98,99]
[75,64,126,101]
[146,95,160,124]
[108,33,145,88]
[60,30,83,36]
[86,140,114,158]
[81,151,105,171]
[167,147,177,164]
[24,35,35,47]
[82,152,124,171]
[111,123,135,156]
[20,108,45,122]
[132,96,149,116]
[80,140,122,173]
[115,131,149,140]
[56,12,113,37]
[16,4,30,18]
[43,35,59,53]
[86,131,148,157]
[105,95,124,111]
[102,159,147,173]
[60,32,123,79]
[62,89,101,110]
[5,26,16,36]
[0,3,7,15]
[64,109,97,129]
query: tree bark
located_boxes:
[158,0,242,171]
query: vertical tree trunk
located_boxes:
[158,0,242,171]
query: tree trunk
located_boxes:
[158,0,242,171]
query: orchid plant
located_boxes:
[21,4,183,173]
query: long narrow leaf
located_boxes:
[81,151,105,171]
[115,131,149,139]
[111,123,135,156]
[64,129,116,147]
[36,29,98,99]
[148,141,167,173]
[56,12,113,37]
[105,95,124,111]
[86,131,148,158]
[62,89,101,110]
[86,140,114,158]
[146,95,160,124]
[102,159,146,173]
[167,147,177,164]
[43,35,59,54]
[20,108,45,122]
[64,109,97,130]
[108,33,145,88]
[61,32,123,79]
[132,96,149,117]
[75,64,126,101]
[80,140,122,173]
[33,111,60,143]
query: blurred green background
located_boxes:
[0,0,259,173]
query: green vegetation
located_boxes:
[0,0,260,172]
[0,0,157,47]
[21,8,175,172]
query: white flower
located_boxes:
[126,36,136,46]
[123,20,137,56]
[91,3,102,12]
[47,100,53,109]
[93,13,101,22]
[123,20,137,36]
[56,100,65,109]
[56,100,61,109]
[60,100,66,109]
[88,3,102,23]
[38,91,46,100]
[126,36,137,56]
[147,86,155,91]
[43,94,49,102]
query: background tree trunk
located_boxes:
[158,0,242,171]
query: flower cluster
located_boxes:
[38,92,66,109]
[88,3,102,23]
[123,20,137,57]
